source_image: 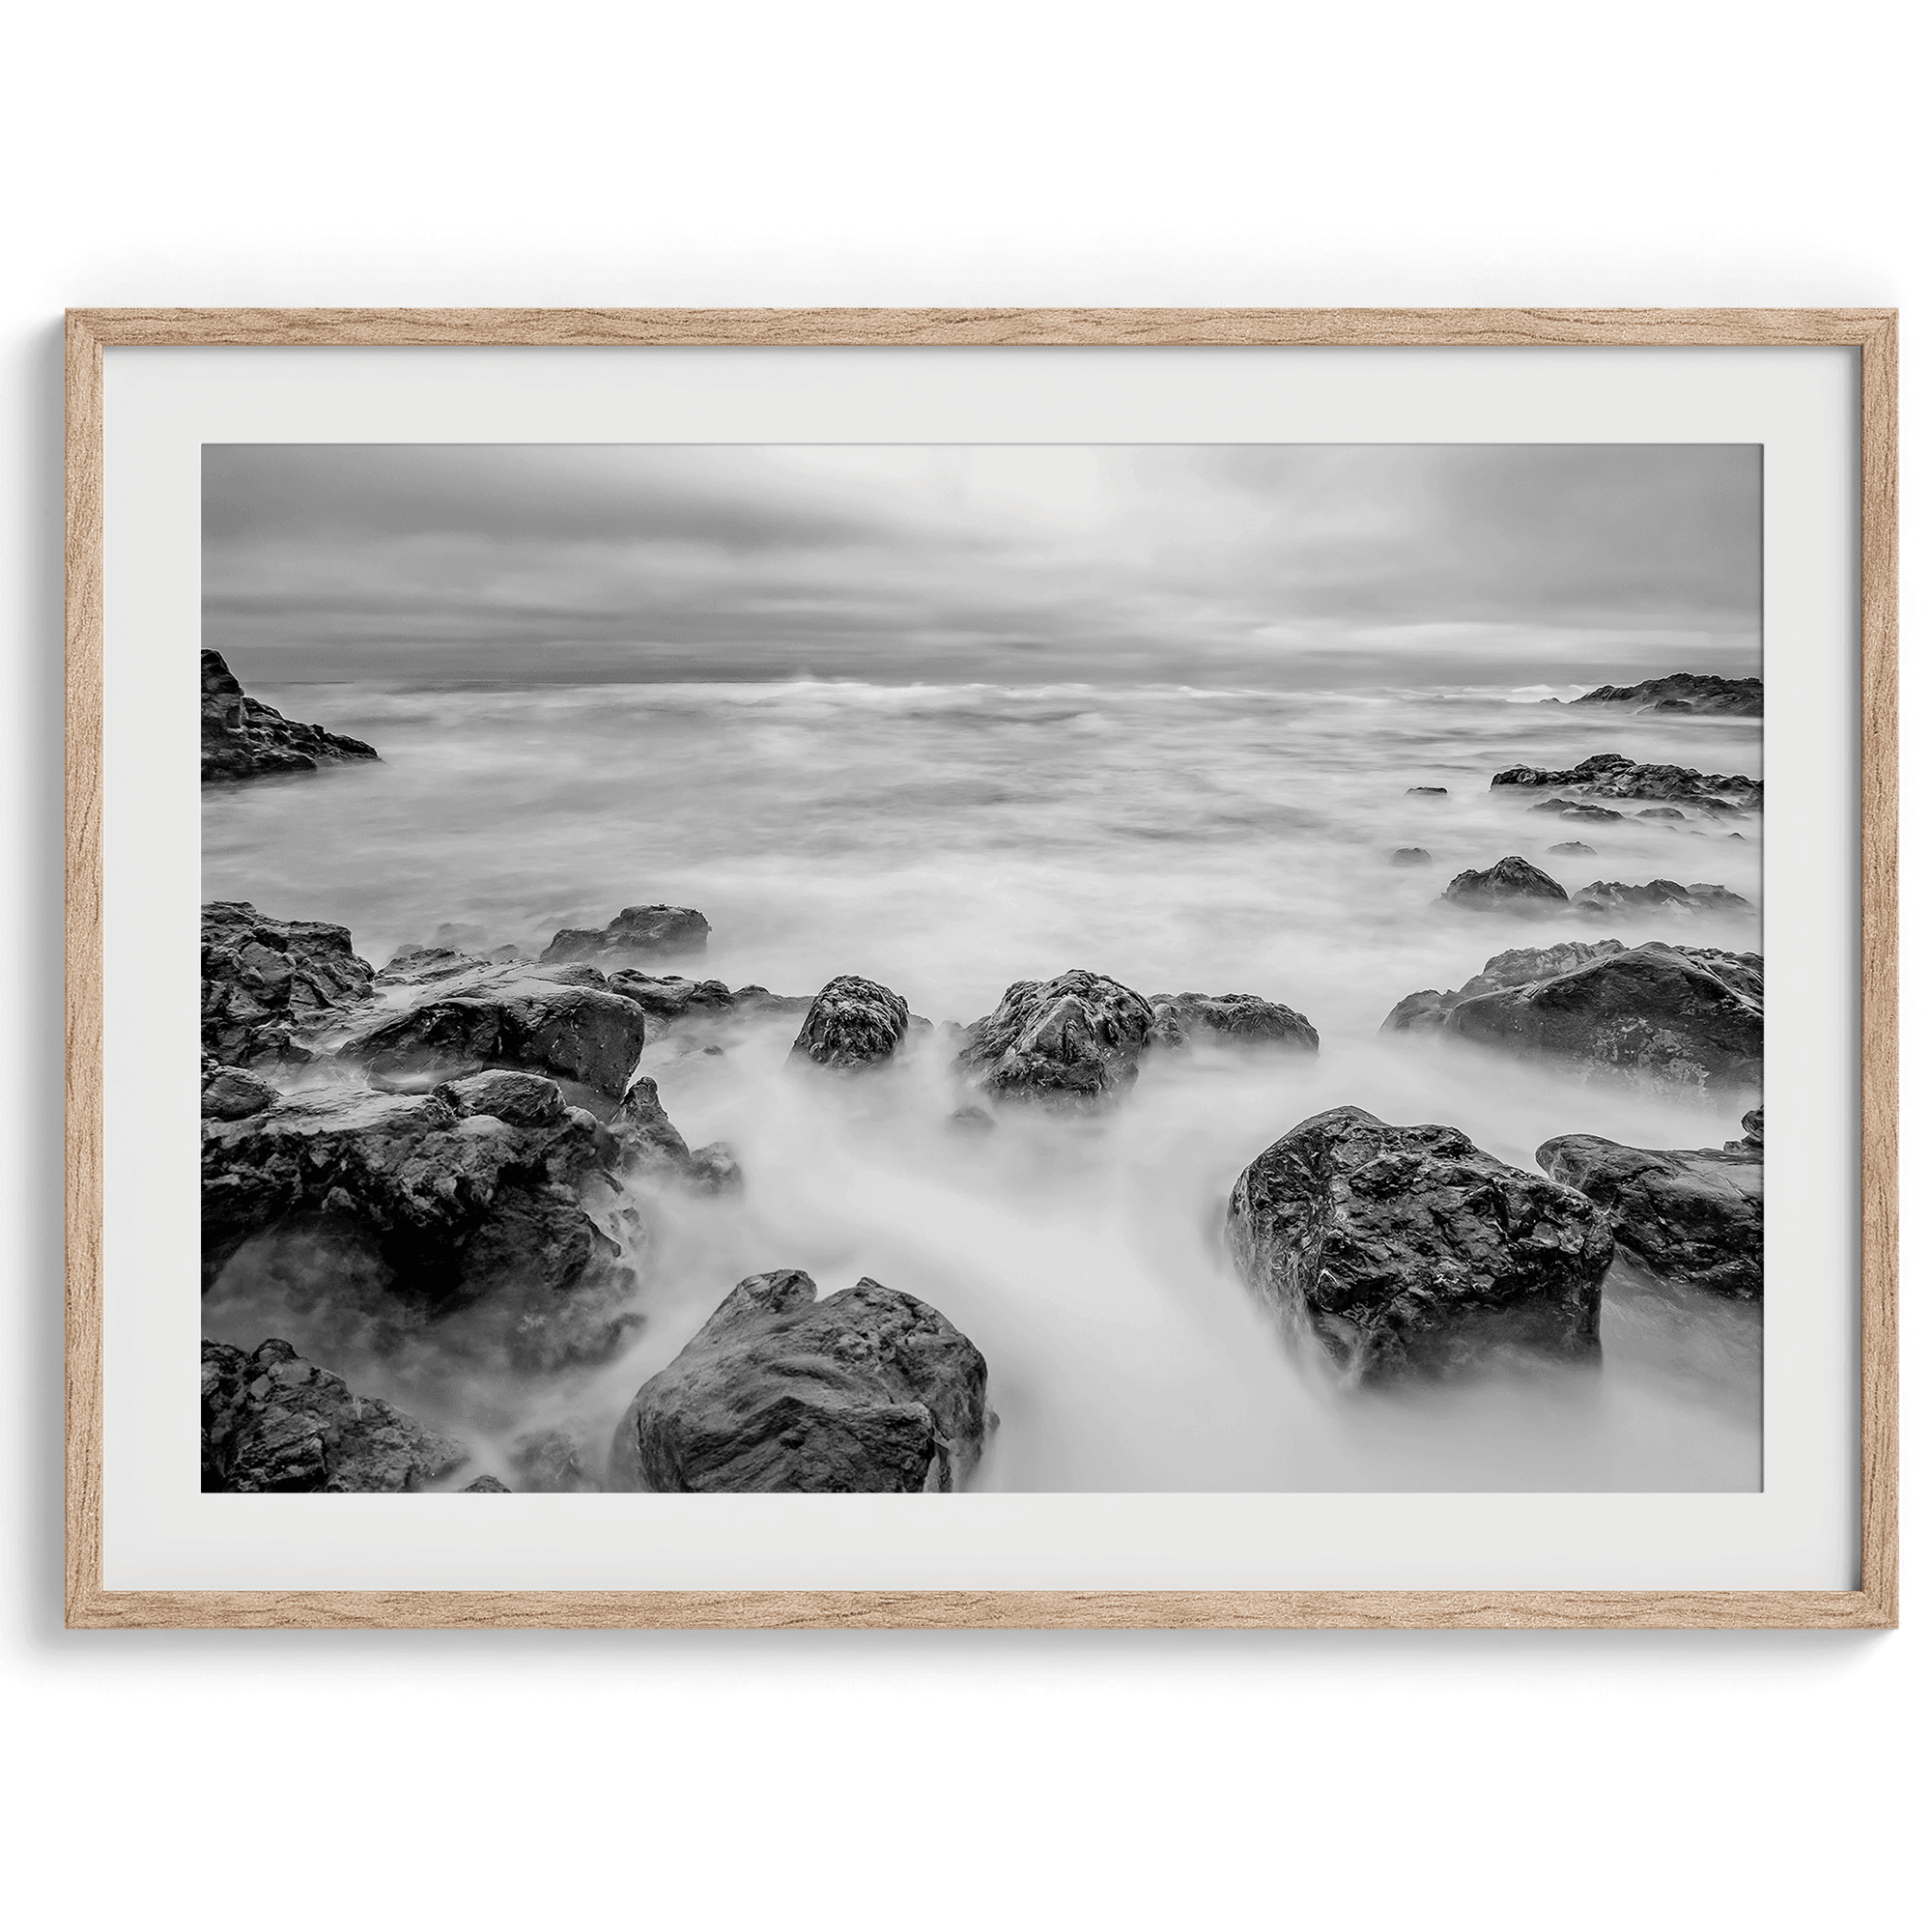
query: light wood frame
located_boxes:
[65,307,1899,1631]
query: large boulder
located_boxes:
[201,1338,468,1492]
[1492,751,1760,810]
[201,1079,639,1368]
[1147,991,1319,1053]
[1435,941,1763,1093]
[953,969,1156,1108]
[1380,940,1629,1039]
[1439,855,1570,912]
[202,900,376,1066]
[609,1270,990,1492]
[340,979,650,1101]
[790,976,913,1069]
[1536,1118,1763,1299]
[201,650,380,784]
[1226,1106,1612,1385]
[1570,673,1763,717]
[540,904,710,966]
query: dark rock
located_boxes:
[1528,797,1625,821]
[1537,1122,1763,1298]
[1573,878,1756,919]
[1226,1106,1611,1385]
[1406,785,1448,796]
[1570,673,1763,717]
[201,650,380,784]
[1379,989,1465,1036]
[789,976,912,1070]
[341,979,649,1101]
[461,1474,513,1492]
[1492,751,1760,810]
[1147,991,1319,1053]
[511,1426,601,1492]
[540,904,710,966]
[606,972,735,1022]
[201,1065,278,1121]
[1390,846,1433,866]
[376,945,494,989]
[609,1270,990,1492]
[1636,806,1687,820]
[1440,855,1569,911]
[434,1068,570,1129]
[609,1076,741,1192]
[1547,841,1597,856]
[202,900,376,1065]
[1380,940,1631,1037]
[202,1084,638,1367]
[1435,941,1762,1092]
[953,969,1156,1108]
[201,1338,469,1492]
[1728,1107,1764,1152]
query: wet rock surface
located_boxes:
[1537,1118,1763,1299]
[1226,1106,1612,1385]
[1147,991,1319,1053]
[606,972,736,1023]
[201,650,380,784]
[1492,750,1761,810]
[540,904,711,966]
[1570,673,1763,717]
[202,1338,469,1492]
[609,1075,741,1192]
[609,1270,991,1492]
[789,975,912,1069]
[1439,855,1570,912]
[202,900,377,1066]
[954,969,1156,1108]
[341,979,650,1101]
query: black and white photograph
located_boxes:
[199,441,1766,1496]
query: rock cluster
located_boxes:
[1572,879,1755,918]
[609,1270,991,1492]
[954,969,1157,1108]
[1492,750,1761,810]
[202,900,376,1065]
[790,976,913,1069]
[540,904,711,965]
[1226,1106,1612,1385]
[1570,673,1762,717]
[1537,1111,1763,1298]
[202,1337,468,1492]
[201,650,380,784]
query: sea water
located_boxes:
[202,677,1765,1491]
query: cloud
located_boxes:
[204,442,1760,689]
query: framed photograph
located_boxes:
[65,308,1897,1629]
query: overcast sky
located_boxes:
[203,443,1760,690]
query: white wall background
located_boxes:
[1,3,1921,1924]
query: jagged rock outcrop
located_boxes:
[1385,940,1763,1092]
[1147,991,1319,1053]
[341,978,650,1102]
[789,976,912,1070]
[606,972,736,1023]
[1440,855,1570,912]
[540,904,710,965]
[1492,751,1761,810]
[1536,1116,1763,1298]
[201,1338,468,1492]
[953,969,1156,1108]
[201,1064,278,1121]
[1570,673,1763,717]
[1226,1106,1612,1385]
[1572,879,1755,918]
[202,1077,640,1368]
[609,1270,991,1492]
[608,1075,741,1192]
[202,900,376,1066]
[201,650,380,784]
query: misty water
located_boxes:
[203,677,1764,1492]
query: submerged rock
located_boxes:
[1439,855,1570,912]
[202,1081,639,1369]
[460,1474,513,1492]
[201,650,380,784]
[1226,1106,1611,1385]
[1572,878,1755,918]
[1570,673,1763,717]
[341,979,650,1101]
[201,1338,468,1492]
[609,1270,991,1492]
[1546,841,1598,856]
[1528,797,1625,822]
[1406,785,1448,796]
[510,1425,602,1492]
[789,976,913,1070]
[953,969,1156,1108]
[202,900,377,1066]
[1537,1114,1764,1298]
[1390,846,1433,866]
[540,904,710,966]
[1492,751,1761,810]
[1147,991,1319,1053]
